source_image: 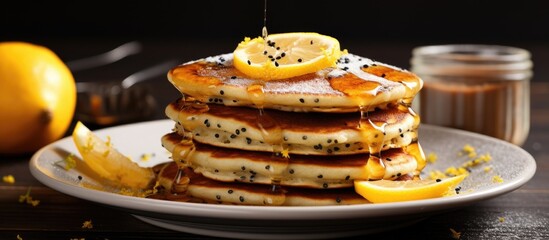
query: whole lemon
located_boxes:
[0,41,76,154]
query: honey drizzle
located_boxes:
[248,0,291,187]
[403,141,426,178]
[246,83,283,152]
[246,83,266,107]
[171,139,194,196]
[366,118,387,155]
[329,54,424,180]
[172,163,190,193]
[246,83,289,189]
[357,105,388,180]
[262,0,268,39]
[397,76,423,178]
[261,0,269,67]
[171,97,210,196]
[178,97,209,137]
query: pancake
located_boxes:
[168,53,423,113]
[165,97,420,155]
[156,33,427,206]
[152,162,370,206]
[161,132,422,188]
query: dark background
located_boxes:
[1,0,547,83]
[2,0,548,43]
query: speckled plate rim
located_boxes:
[30,119,536,221]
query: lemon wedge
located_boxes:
[354,174,467,203]
[233,32,342,80]
[72,121,155,189]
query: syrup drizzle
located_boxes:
[171,138,194,196]
[403,141,426,177]
[358,106,388,180]
[248,0,289,189]
[328,54,424,180]
[247,83,266,107]
[328,54,422,111]
[262,0,268,39]
[171,97,211,195]
[246,83,289,189]
[261,0,269,68]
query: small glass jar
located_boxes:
[410,44,532,146]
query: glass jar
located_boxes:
[410,44,532,146]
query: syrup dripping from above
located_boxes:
[262,0,268,39]
[252,0,290,189]
[358,105,388,180]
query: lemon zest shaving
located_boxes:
[2,174,15,184]
[498,217,505,222]
[19,187,40,207]
[140,153,153,161]
[428,144,494,182]
[238,37,253,46]
[84,136,94,152]
[82,220,93,229]
[492,175,504,183]
[445,167,469,177]
[105,136,112,147]
[281,149,290,159]
[428,170,447,180]
[426,152,438,164]
[449,228,461,239]
[53,154,77,171]
[478,153,492,162]
[118,187,156,198]
[461,144,476,156]
[65,154,77,170]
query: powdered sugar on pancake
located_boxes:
[202,53,404,94]
[204,53,233,67]
[329,54,401,88]
[264,74,344,95]
[202,53,344,95]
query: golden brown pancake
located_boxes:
[161,132,423,188]
[165,98,420,155]
[156,45,426,206]
[168,53,423,113]
[153,162,370,206]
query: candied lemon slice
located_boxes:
[72,121,155,189]
[233,32,342,80]
[354,174,466,203]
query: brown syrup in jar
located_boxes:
[411,44,531,145]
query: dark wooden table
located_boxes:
[1,40,548,240]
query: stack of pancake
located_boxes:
[157,52,425,206]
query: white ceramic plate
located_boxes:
[30,120,536,240]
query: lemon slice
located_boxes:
[233,32,342,80]
[72,121,155,189]
[354,174,467,203]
